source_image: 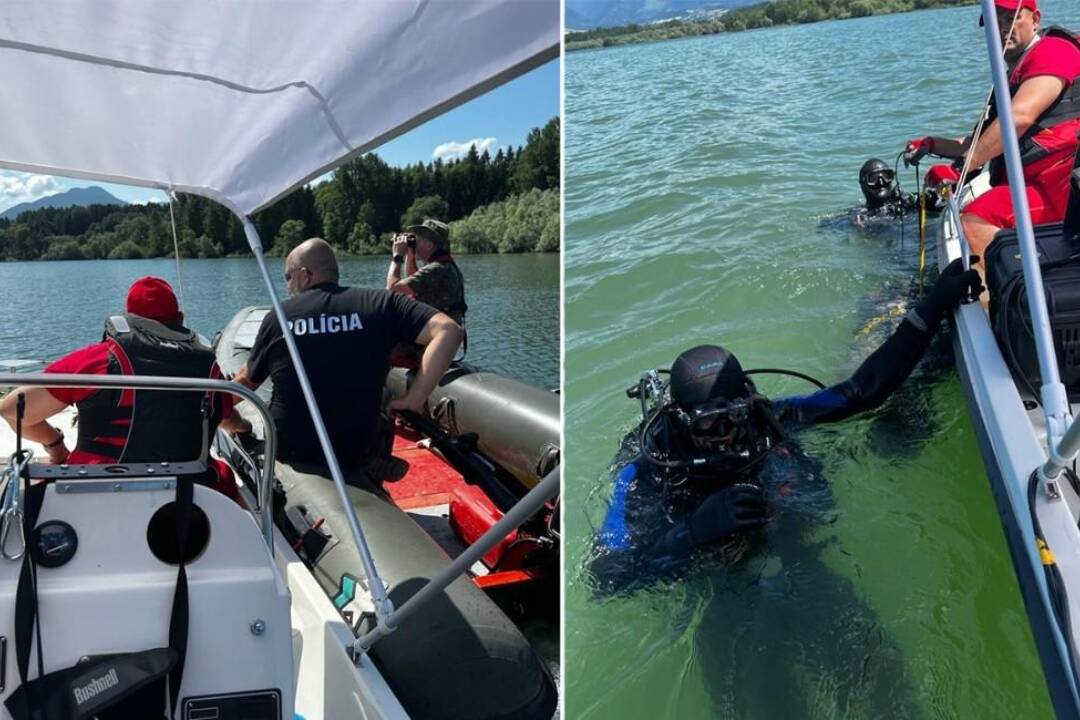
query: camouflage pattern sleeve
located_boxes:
[400,261,465,323]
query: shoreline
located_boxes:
[566,0,977,53]
[0,249,561,263]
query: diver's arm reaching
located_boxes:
[775,258,983,426]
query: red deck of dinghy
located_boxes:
[383,425,542,588]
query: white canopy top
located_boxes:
[0,1,559,215]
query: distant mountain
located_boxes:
[565,0,755,29]
[0,186,126,220]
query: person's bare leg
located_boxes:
[961,213,1001,307]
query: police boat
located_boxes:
[0,1,560,718]
[215,306,560,694]
[936,5,1080,717]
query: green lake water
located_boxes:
[565,2,1080,718]
[0,253,559,389]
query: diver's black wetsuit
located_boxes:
[851,193,919,227]
[589,316,933,595]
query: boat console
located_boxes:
[0,460,294,719]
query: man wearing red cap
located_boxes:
[0,276,249,497]
[905,0,1080,259]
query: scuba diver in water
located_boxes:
[855,158,917,221]
[588,259,980,592]
[586,259,982,716]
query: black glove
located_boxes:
[914,256,985,329]
[687,483,766,546]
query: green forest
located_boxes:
[567,0,976,50]
[0,117,560,261]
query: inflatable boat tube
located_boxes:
[276,462,557,720]
[215,307,557,719]
[386,366,560,491]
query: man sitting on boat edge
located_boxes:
[386,217,467,366]
[905,0,1080,260]
[0,276,248,499]
[233,237,462,480]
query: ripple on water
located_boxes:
[565,1,1080,717]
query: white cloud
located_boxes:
[0,171,61,209]
[432,137,497,161]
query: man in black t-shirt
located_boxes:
[234,238,463,470]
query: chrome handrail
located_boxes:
[0,373,277,549]
[945,197,973,270]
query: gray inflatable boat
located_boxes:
[216,306,558,720]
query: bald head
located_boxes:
[287,237,339,287]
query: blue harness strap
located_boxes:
[598,462,637,550]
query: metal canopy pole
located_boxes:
[242,218,395,629]
[354,465,560,655]
[979,1,1074,471]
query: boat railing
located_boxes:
[235,218,563,658]
[945,197,972,270]
[0,372,278,549]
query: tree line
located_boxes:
[0,117,560,261]
[566,0,976,50]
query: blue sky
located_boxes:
[0,59,559,214]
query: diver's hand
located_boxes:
[687,483,766,545]
[904,137,933,166]
[913,256,985,329]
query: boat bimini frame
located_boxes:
[943,2,1080,714]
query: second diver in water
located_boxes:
[852,158,917,225]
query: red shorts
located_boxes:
[964,129,1080,228]
[964,159,1076,228]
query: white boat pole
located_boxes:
[353,465,560,656]
[979,0,1074,469]
[242,218,396,629]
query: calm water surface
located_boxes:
[566,3,1080,718]
[0,253,559,389]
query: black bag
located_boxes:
[1067,164,1080,239]
[986,227,1080,401]
[984,141,1080,400]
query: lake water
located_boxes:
[565,2,1080,718]
[0,253,559,389]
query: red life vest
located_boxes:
[987,27,1080,183]
[74,314,218,463]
